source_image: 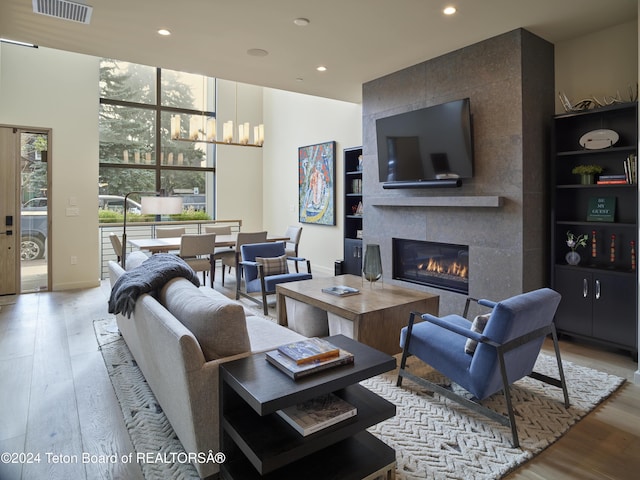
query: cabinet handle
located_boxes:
[595,279,601,300]
[583,278,588,298]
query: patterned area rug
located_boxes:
[94,318,624,480]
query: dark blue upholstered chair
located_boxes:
[397,288,570,447]
[237,242,312,315]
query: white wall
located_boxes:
[262,89,362,275]
[555,20,638,114]
[215,80,264,231]
[0,44,100,290]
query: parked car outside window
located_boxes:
[20,195,142,260]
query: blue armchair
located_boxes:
[237,242,312,315]
[397,288,570,447]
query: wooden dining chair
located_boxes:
[179,233,216,286]
[205,225,234,285]
[156,226,186,238]
[219,231,267,287]
[284,225,303,272]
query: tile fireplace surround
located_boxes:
[360,28,554,317]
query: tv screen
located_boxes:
[376,98,473,185]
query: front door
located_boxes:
[0,127,19,295]
[0,127,50,295]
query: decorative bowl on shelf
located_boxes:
[579,129,619,150]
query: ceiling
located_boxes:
[0,0,637,103]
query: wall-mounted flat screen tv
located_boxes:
[376,98,473,187]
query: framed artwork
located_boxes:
[298,141,336,225]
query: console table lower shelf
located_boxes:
[219,335,397,480]
[221,431,395,480]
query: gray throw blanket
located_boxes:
[108,253,200,318]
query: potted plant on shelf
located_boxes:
[571,164,603,185]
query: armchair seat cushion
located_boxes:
[400,314,480,395]
[246,272,312,294]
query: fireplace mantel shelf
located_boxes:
[369,195,503,208]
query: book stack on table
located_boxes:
[265,337,354,379]
[276,392,357,436]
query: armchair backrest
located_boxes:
[470,288,561,398]
[240,241,286,282]
[180,233,216,258]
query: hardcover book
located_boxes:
[265,348,354,379]
[276,393,357,436]
[277,337,340,365]
[321,285,360,297]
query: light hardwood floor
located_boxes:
[0,280,638,480]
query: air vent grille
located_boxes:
[32,0,93,24]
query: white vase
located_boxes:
[566,251,581,265]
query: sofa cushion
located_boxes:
[160,278,250,360]
[256,255,289,276]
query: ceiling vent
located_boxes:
[32,0,93,25]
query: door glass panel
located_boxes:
[20,132,49,292]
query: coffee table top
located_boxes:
[276,274,438,316]
[220,334,396,416]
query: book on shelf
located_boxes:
[598,174,627,180]
[597,179,628,185]
[276,392,357,436]
[623,154,637,184]
[321,285,360,297]
[277,337,340,365]
[265,348,354,379]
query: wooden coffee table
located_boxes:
[276,275,439,355]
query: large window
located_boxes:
[98,59,215,218]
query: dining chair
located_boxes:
[284,225,303,272]
[179,233,216,286]
[205,225,234,285]
[156,227,186,238]
[219,231,267,287]
[109,232,123,263]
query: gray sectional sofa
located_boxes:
[108,253,305,478]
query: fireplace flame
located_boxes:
[420,258,468,279]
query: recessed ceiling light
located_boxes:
[443,6,457,15]
[316,65,327,72]
[157,29,171,36]
[293,18,310,26]
[247,48,269,57]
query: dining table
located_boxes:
[128,233,289,254]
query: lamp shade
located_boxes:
[140,196,183,215]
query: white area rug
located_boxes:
[95,318,624,480]
[361,354,624,479]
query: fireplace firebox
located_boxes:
[392,238,469,294]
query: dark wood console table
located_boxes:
[219,335,397,479]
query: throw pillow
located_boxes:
[255,255,289,276]
[464,313,491,355]
[160,278,250,361]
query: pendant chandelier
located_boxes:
[170,82,264,148]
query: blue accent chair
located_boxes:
[237,242,312,315]
[397,288,570,447]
